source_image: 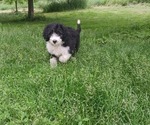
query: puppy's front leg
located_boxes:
[59,54,71,63]
[50,57,57,68]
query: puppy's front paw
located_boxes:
[50,58,57,68]
[59,55,71,63]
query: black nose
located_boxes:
[53,40,57,44]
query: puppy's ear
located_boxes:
[59,24,64,32]
[43,24,53,41]
[59,24,67,41]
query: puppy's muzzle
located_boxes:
[53,40,57,44]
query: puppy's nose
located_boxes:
[53,40,57,44]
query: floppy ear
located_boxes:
[59,24,67,41]
[43,24,53,41]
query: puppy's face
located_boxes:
[44,24,65,46]
[49,32,63,46]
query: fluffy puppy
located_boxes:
[43,20,81,68]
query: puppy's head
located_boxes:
[43,24,65,46]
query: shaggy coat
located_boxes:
[43,20,81,67]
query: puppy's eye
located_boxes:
[52,29,55,33]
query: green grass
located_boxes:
[0,1,40,11]
[0,5,150,125]
[0,1,26,11]
[87,0,150,6]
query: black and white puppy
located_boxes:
[43,20,81,68]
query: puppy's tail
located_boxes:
[77,19,81,33]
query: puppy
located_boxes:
[43,20,81,68]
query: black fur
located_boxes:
[43,22,81,56]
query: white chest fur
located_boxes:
[46,42,70,57]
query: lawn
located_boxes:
[0,5,150,125]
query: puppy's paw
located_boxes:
[50,58,57,68]
[59,56,68,63]
[59,54,71,63]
